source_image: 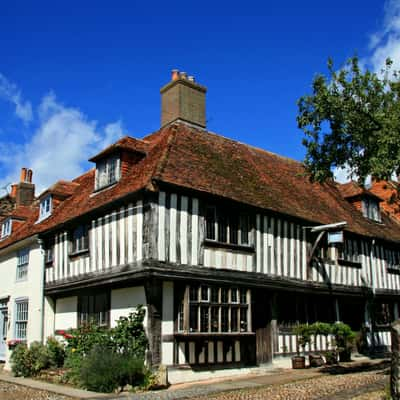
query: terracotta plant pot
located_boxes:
[292,355,306,369]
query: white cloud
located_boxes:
[368,0,400,72]
[0,73,33,123]
[0,91,124,194]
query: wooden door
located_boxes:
[253,290,272,364]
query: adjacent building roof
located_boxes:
[1,122,400,250]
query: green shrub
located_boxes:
[10,338,66,377]
[10,343,30,377]
[293,323,312,354]
[11,341,51,377]
[46,336,65,368]
[65,322,113,358]
[62,307,148,392]
[77,345,145,393]
[112,306,148,358]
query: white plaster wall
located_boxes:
[0,239,45,368]
[43,296,55,339]
[55,296,77,330]
[161,281,174,365]
[110,286,147,329]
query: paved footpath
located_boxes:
[0,358,390,400]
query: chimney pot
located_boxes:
[188,76,195,82]
[20,168,27,182]
[171,69,179,81]
[180,72,187,80]
[27,169,33,183]
[10,184,17,198]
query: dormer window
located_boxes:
[39,195,52,221]
[1,218,12,238]
[95,155,120,190]
[362,197,381,222]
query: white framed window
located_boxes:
[14,299,28,340]
[182,285,250,334]
[362,198,381,222]
[1,218,12,239]
[95,155,120,190]
[39,195,52,221]
[16,248,29,281]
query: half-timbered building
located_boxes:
[1,71,400,382]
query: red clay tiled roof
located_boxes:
[39,180,80,199]
[88,136,149,162]
[337,181,383,201]
[2,122,400,249]
[370,179,400,221]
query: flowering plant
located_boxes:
[7,339,25,348]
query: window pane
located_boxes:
[231,288,238,303]
[211,287,219,303]
[189,286,198,302]
[221,308,229,332]
[189,305,199,332]
[206,207,216,240]
[218,213,228,243]
[221,288,228,303]
[231,307,238,332]
[211,306,219,332]
[240,308,248,332]
[229,215,239,244]
[240,215,249,244]
[240,289,247,304]
[178,303,184,331]
[200,306,209,332]
[201,286,209,302]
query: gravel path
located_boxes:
[0,381,77,400]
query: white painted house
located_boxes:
[1,71,400,383]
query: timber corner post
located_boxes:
[391,320,400,399]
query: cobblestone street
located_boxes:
[0,364,389,400]
[186,370,387,400]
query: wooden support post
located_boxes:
[145,279,163,368]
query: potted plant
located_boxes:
[331,322,355,362]
[309,322,332,366]
[292,324,312,369]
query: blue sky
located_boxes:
[0,0,398,192]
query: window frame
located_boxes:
[95,155,121,191]
[205,205,251,248]
[38,195,52,221]
[78,291,110,327]
[179,285,251,334]
[14,298,28,341]
[16,248,29,281]
[362,197,381,222]
[70,225,89,255]
[1,218,12,239]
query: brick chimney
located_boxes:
[15,167,35,206]
[160,70,207,128]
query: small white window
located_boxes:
[15,299,28,340]
[362,198,381,222]
[95,156,120,190]
[39,195,52,221]
[1,218,12,238]
[16,248,29,281]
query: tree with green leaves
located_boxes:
[297,57,400,185]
